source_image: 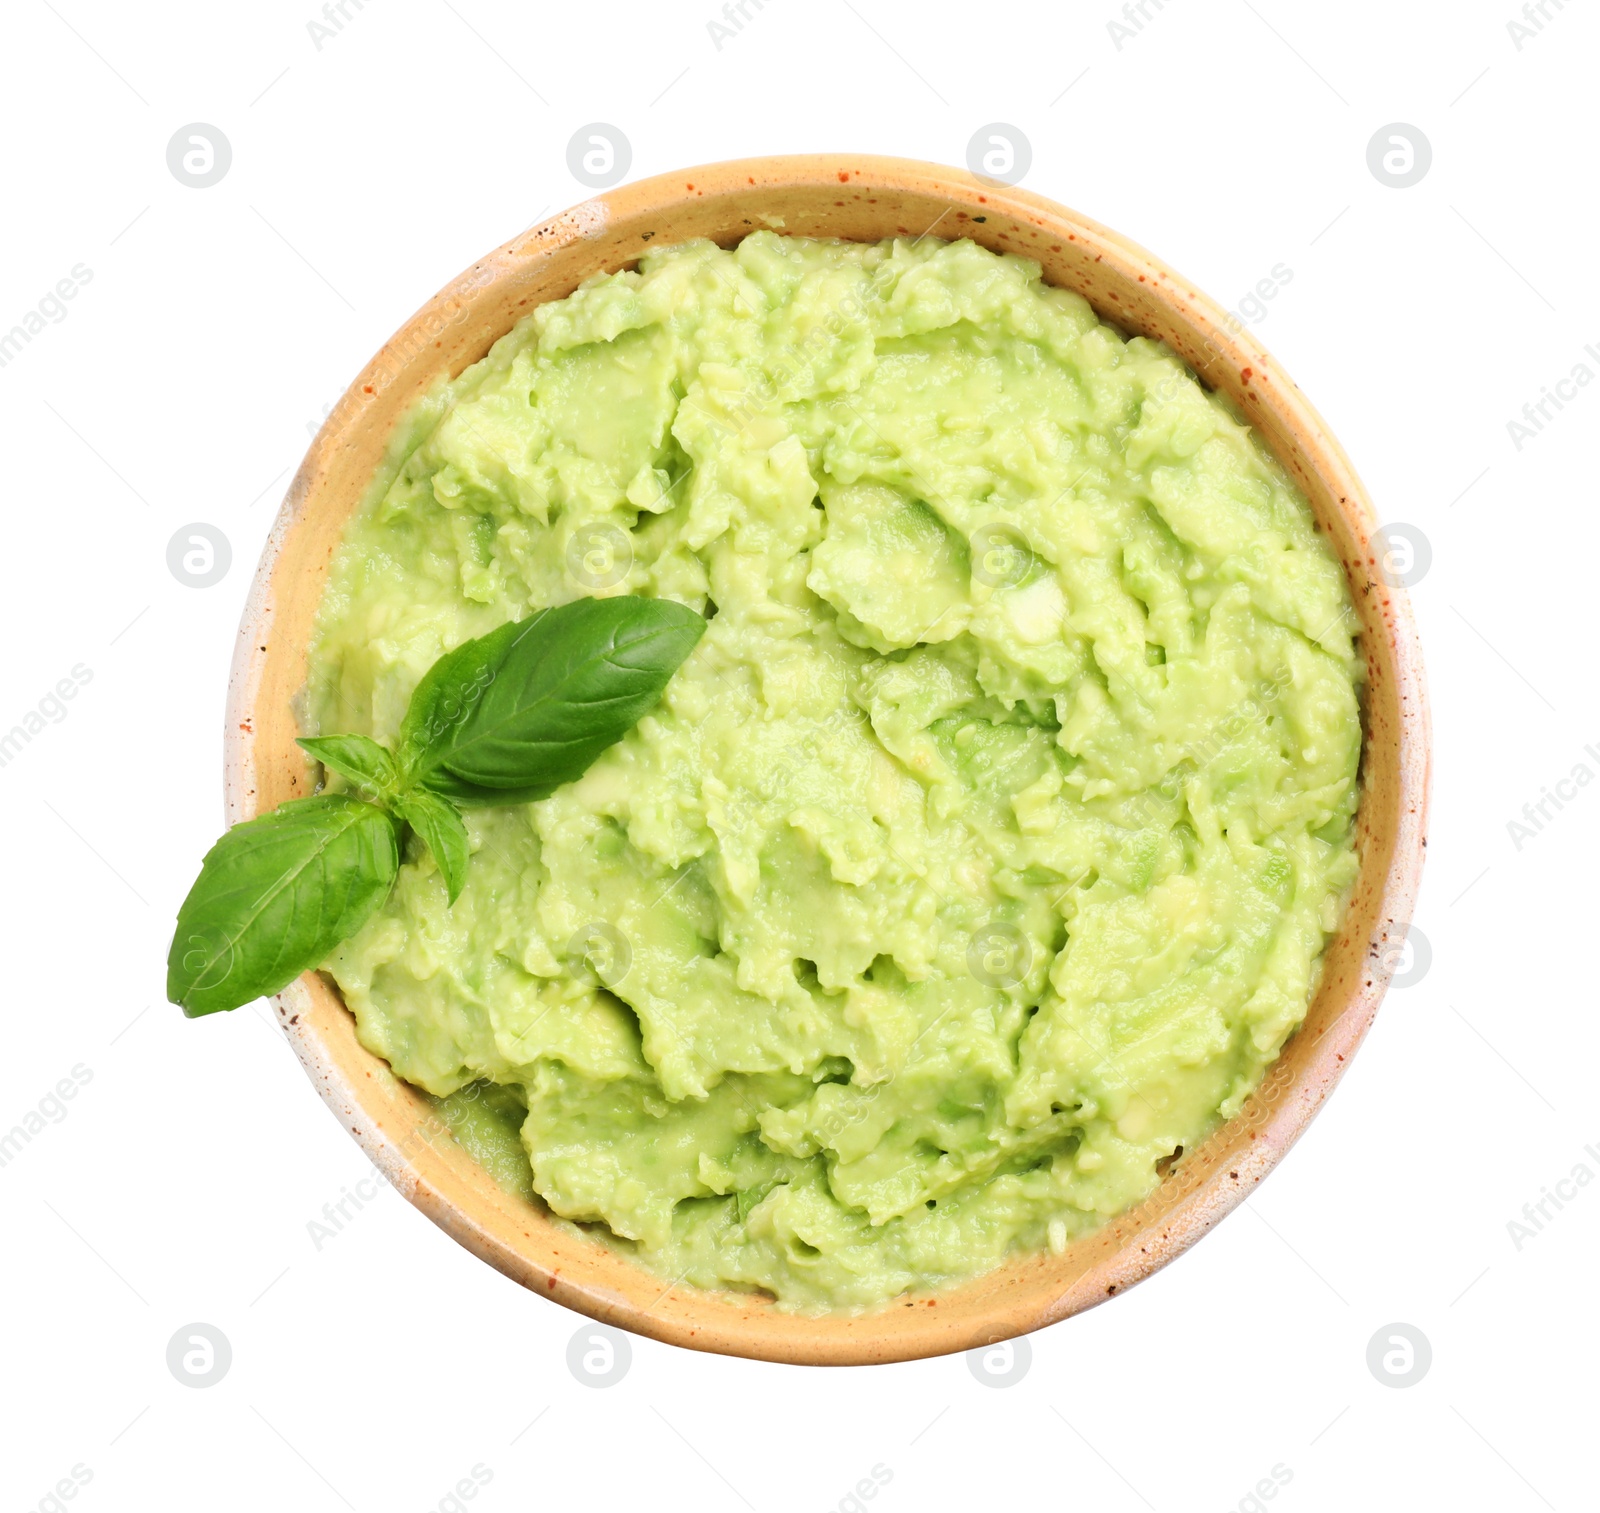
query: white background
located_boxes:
[0,1,1590,1509]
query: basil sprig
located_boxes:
[168,596,704,1018]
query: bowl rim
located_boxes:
[226,153,1430,1366]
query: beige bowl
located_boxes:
[227,155,1429,1365]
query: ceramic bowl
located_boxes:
[227,154,1429,1365]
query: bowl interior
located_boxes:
[229,155,1428,1365]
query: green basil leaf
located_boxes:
[167,795,398,1018]
[392,787,470,904]
[297,734,397,798]
[407,771,555,811]
[395,614,546,783]
[403,597,706,801]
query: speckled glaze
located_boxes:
[226,156,1430,1365]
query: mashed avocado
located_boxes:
[306,233,1361,1311]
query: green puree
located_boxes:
[306,233,1362,1311]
